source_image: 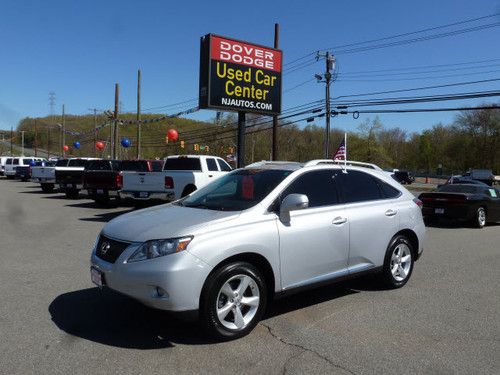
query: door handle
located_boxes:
[208,175,213,177]
[332,217,347,225]
[385,209,397,217]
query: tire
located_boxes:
[473,207,486,228]
[200,262,267,341]
[380,235,415,289]
[181,185,197,198]
[6,175,14,180]
[65,189,79,199]
[41,184,54,193]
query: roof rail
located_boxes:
[304,159,383,171]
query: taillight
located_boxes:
[165,176,174,189]
[413,198,423,209]
[116,173,123,188]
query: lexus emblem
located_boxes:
[100,242,111,255]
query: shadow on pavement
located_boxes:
[19,190,52,194]
[49,287,212,348]
[79,209,133,222]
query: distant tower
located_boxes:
[48,92,56,116]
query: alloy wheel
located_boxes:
[390,243,412,282]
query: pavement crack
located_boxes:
[261,323,358,375]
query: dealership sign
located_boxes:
[199,34,282,115]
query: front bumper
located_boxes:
[90,242,212,312]
[120,190,175,201]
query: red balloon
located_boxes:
[167,129,179,141]
[96,141,105,150]
[63,145,70,152]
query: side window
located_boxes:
[13,159,19,165]
[206,158,219,172]
[217,159,232,172]
[281,170,339,208]
[337,170,383,203]
[375,178,401,199]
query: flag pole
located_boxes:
[344,132,347,170]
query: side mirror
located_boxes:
[279,193,309,222]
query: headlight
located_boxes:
[127,236,193,262]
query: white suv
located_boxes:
[90,160,425,339]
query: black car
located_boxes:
[419,184,500,228]
[392,171,415,185]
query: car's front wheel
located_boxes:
[381,235,414,288]
[201,262,267,340]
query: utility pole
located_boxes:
[92,109,97,157]
[10,127,13,155]
[21,131,25,156]
[61,104,66,157]
[113,83,119,159]
[316,51,336,158]
[136,69,141,159]
[47,126,51,159]
[34,119,38,157]
[272,23,280,161]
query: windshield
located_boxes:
[180,169,292,211]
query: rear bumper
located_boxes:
[86,188,120,198]
[120,191,175,201]
[31,177,56,184]
[59,183,83,190]
[422,205,473,221]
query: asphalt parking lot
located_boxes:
[0,179,499,375]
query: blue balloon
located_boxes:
[29,160,36,166]
[121,138,131,148]
[73,141,81,149]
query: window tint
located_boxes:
[336,170,382,203]
[13,158,19,165]
[206,158,218,171]
[151,161,163,172]
[68,159,88,167]
[438,185,479,194]
[376,179,401,199]
[6,158,12,164]
[120,160,149,172]
[217,159,232,172]
[22,158,34,165]
[55,159,68,167]
[164,157,201,171]
[281,170,339,208]
[86,160,111,171]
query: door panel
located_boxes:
[278,206,349,290]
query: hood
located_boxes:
[102,203,240,243]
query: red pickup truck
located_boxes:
[83,159,163,205]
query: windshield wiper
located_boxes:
[183,203,210,209]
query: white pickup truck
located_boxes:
[120,155,232,202]
[31,159,67,192]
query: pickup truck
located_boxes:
[55,158,99,198]
[83,159,163,205]
[15,158,48,181]
[31,159,67,192]
[120,155,231,202]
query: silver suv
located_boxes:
[90,160,425,339]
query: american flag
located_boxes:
[332,137,346,160]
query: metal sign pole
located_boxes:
[237,111,246,168]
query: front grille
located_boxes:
[96,235,130,263]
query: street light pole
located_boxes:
[21,131,25,156]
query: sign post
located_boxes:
[199,33,282,167]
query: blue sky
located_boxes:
[1,0,499,134]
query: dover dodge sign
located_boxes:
[199,34,282,115]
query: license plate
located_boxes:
[90,267,104,287]
[97,189,104,194]
[139,192,149,198]
[435,208,445,214]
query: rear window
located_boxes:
[438,185,479,194]
[120,160,149,172]
[6,158,12,164]
[55,159,69,167]
[164,157,201,171]
[68,159,88,167]
[151,161,163,172]
[86,160,112,171]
